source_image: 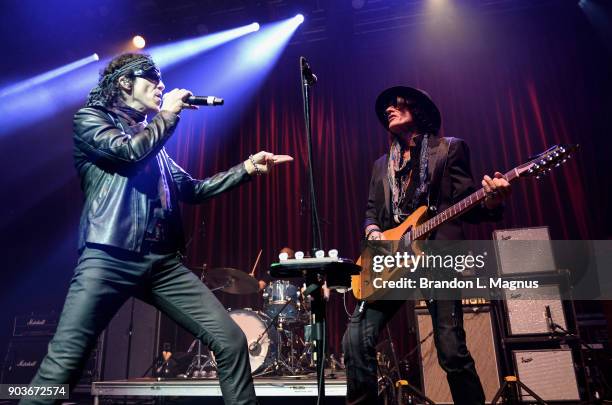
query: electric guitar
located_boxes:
[352,144,579,301]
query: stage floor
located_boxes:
[91,374,347,403]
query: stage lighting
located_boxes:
[132,35,146,49]
[0,53,100,99]
[150,22,261,69]
[294,14,305,24]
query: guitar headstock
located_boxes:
[516,144,579,179]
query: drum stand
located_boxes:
[185,340,216,378]
[254,299,303,376]
[184,270,226,378]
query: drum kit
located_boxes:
[184,266,317,378]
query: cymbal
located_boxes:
[206,267,259,294]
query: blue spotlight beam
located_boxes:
[0,53,99,98]
[161,14,304,148]
[206,15,304,94]
[150,22,260,69]
[0,23,260,136]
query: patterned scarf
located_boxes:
[387,134,429,223]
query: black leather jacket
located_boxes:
[73,106,251,253]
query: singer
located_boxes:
[21,53,292,405]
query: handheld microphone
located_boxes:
[186,96,224,106]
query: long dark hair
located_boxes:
[86,53,153,107]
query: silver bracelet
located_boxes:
[249,154,261,176]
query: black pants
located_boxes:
[342,299,485,405]
[20,245,257,405]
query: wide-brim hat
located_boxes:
[375,86,441,133]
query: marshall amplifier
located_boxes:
[13,313,59,337]
[1,337,50,384]
[0,336,101,385]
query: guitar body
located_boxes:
[352,205,429,301]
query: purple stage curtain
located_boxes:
[164,24,608,354]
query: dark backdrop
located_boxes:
[1,1,611,368]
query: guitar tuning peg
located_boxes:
[555,163,560,167]
[536,175,541,180]
[562,158,567,163]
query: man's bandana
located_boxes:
[86,56,161,107]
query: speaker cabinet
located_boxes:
[416,306,500,404]
[503,284,568,335]
[512,349,580,401]
[1,337,99,385]
[493,226,556,275]
[100,298,161,380]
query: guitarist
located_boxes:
[342,86,511,405]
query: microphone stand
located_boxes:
[300,56,326,404]
[300,56,322,252]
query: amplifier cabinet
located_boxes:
[416,306,500,404]
[493,226,556,275]
[1,337,99,385]
[512,349,580,401]
[504,284,568,335]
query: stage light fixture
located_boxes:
[295,14,305,24]
[132,35,146,49]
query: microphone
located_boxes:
[545,305,554,333]
[300,56,318,84]
[248,341,261,356]
[186,96,224,106]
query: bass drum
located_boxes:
[228,309,277,374]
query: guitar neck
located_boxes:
[412,168,520,239]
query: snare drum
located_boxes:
[263,280,300,322]
[228,309,277,374]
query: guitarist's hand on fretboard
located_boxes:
[482,171,512,209]
[367,231,386,240]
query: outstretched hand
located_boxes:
[245,151,293,175]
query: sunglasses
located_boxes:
[384,96,411,110]
[133,66,162,85]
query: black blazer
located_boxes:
[364,136,502,240]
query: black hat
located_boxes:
[375,86,441,133]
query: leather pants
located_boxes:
[20,244,257,405]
